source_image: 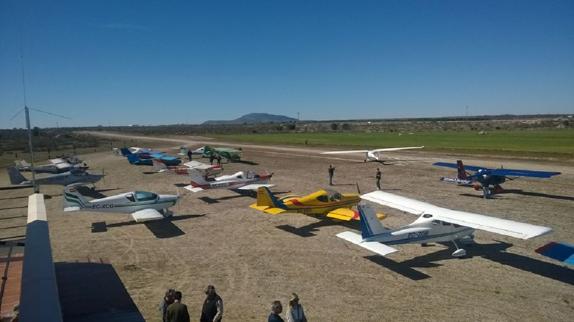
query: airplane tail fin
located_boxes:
[152,159,167,172]
[255,186,283,208]
[188,169,208,187]
[7,167,27,184]
[358,202,387,239]
[120,147,132,156]
[457,160,467,180]
[63,184,90,211]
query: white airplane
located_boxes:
[63,184,179,222]
[6,166,103,187]
[15,157,87,174]
[152,159,223,177]
[321,146,424,162]
[184,168,274,192]
[337,191,552,258]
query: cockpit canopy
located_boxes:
[316,190,342,203]
[126,191,158,202]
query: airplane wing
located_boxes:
[321,150,368,154]
[489,168,561,178]
[183,185,204,192]
[433,162,486,172]
[371,146,424,152]
[361,191,552,240]
[326,208,358,221]
[535,242,574,265]
[337,231,398,256]
[131,208,165,222]
[237,184,275,191]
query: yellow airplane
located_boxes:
[250,186,384,221]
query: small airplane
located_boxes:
[184,168,273,192]
[121,148,182,166]
[63,184,179,222]
[321,146,424,163]
[178,146,207,156]
[15,156,87,174]
[7,166,104,187]
[201,146,242,162]
[250,186,380,221]
[152,159,223,178]
[433,160,561,198]
[337,191,552,258]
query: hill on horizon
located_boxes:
[202,113,298,125]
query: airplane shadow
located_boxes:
[499,189,574,201]
[142,171,158,175]
[55,261,145,321]
[277,218,360,238]
[0,224,27,229]
[365,241,574,285]
[91,214,205,239]
[174,183,189,188]
[234,160,259,165]
[199,190,293,204]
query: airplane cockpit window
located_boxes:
[317,195,329,202]
[126,193,135,202]
[329,193,342,201]
[423,214,433,218]
[135,191,158,201]
[442,222,452,226]
[432,220,441,225]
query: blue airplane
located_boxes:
[120,148,181,166]
[433,160,561,199]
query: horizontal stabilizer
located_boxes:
[326,208,358,221]
[337,231,398,256]
[184,185,204,192]
[361,191,552,240]
[263,207,287,215]
[131,208,165,222]
[237,184,275,191]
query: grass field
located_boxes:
[212,129,574,159]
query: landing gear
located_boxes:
[451,239,467,258]
[161,209,174,218]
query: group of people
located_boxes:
[328,164,382,190]
[268,293,308,322]
[161,285,223,322]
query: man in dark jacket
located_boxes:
[268,300,284,322]
[376,168,382,190]
[166,291,190,322]
[328,164,335,186]
[200,285,223,322]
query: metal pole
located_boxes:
[25,106,38,193]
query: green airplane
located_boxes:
[197,146,242,162]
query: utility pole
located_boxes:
[25,106,38,193]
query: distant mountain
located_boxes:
[202,113,297,125]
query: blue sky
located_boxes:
[1,0,573,128]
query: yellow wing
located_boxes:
[249,203,287,215]
[326,208,358,221]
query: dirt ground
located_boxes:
[1,134,573,321]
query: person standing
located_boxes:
[166,291,191,322]
[160,289,176,322]
[376,168,382,190]
[268,300,285,322]
[328,164,335,186]
[287,293,307,322]
[187,149,193,161]
[200,285,223,322]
